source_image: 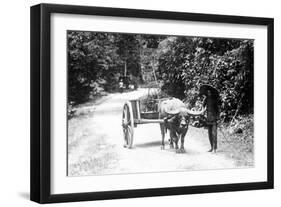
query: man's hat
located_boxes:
[199,84,219,98]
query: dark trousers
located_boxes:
[207,122,217,151]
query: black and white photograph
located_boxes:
[67,31,254,176]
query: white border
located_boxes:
[51,13,268,194]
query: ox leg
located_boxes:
[169,130,174,149]
[170,131,177,149]
[175,137,181,153]
[170,131,179,153]
[179,131,187,153]
[160,123,165,150]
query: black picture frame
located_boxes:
[30,3,274,204]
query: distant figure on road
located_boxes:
[200,84,220,153]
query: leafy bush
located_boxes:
[67,31,143,105]
[158,37,253,120]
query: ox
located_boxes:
[158,98,205,153]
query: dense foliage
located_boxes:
[158,37,254,120]
[68,32,142,104]
[68,31,166,105]
[68,31,254,120]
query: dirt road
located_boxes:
[68,89,236,176]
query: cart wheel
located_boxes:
[122,101,134,148]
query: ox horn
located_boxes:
[186,107,206,116]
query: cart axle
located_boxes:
[134,119,164,124]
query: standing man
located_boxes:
[200,85,220,153]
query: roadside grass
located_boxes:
[68,112,94,152]
[218,114,254,167]
[68,92,109,118]
[67,95,119,176]
[68,112,119,176]
[68,134,118,176]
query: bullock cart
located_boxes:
[121,98,205,148]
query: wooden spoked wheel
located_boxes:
[122,102,134,148]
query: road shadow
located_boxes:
[184,148,202,155]
[134,141,171,148]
